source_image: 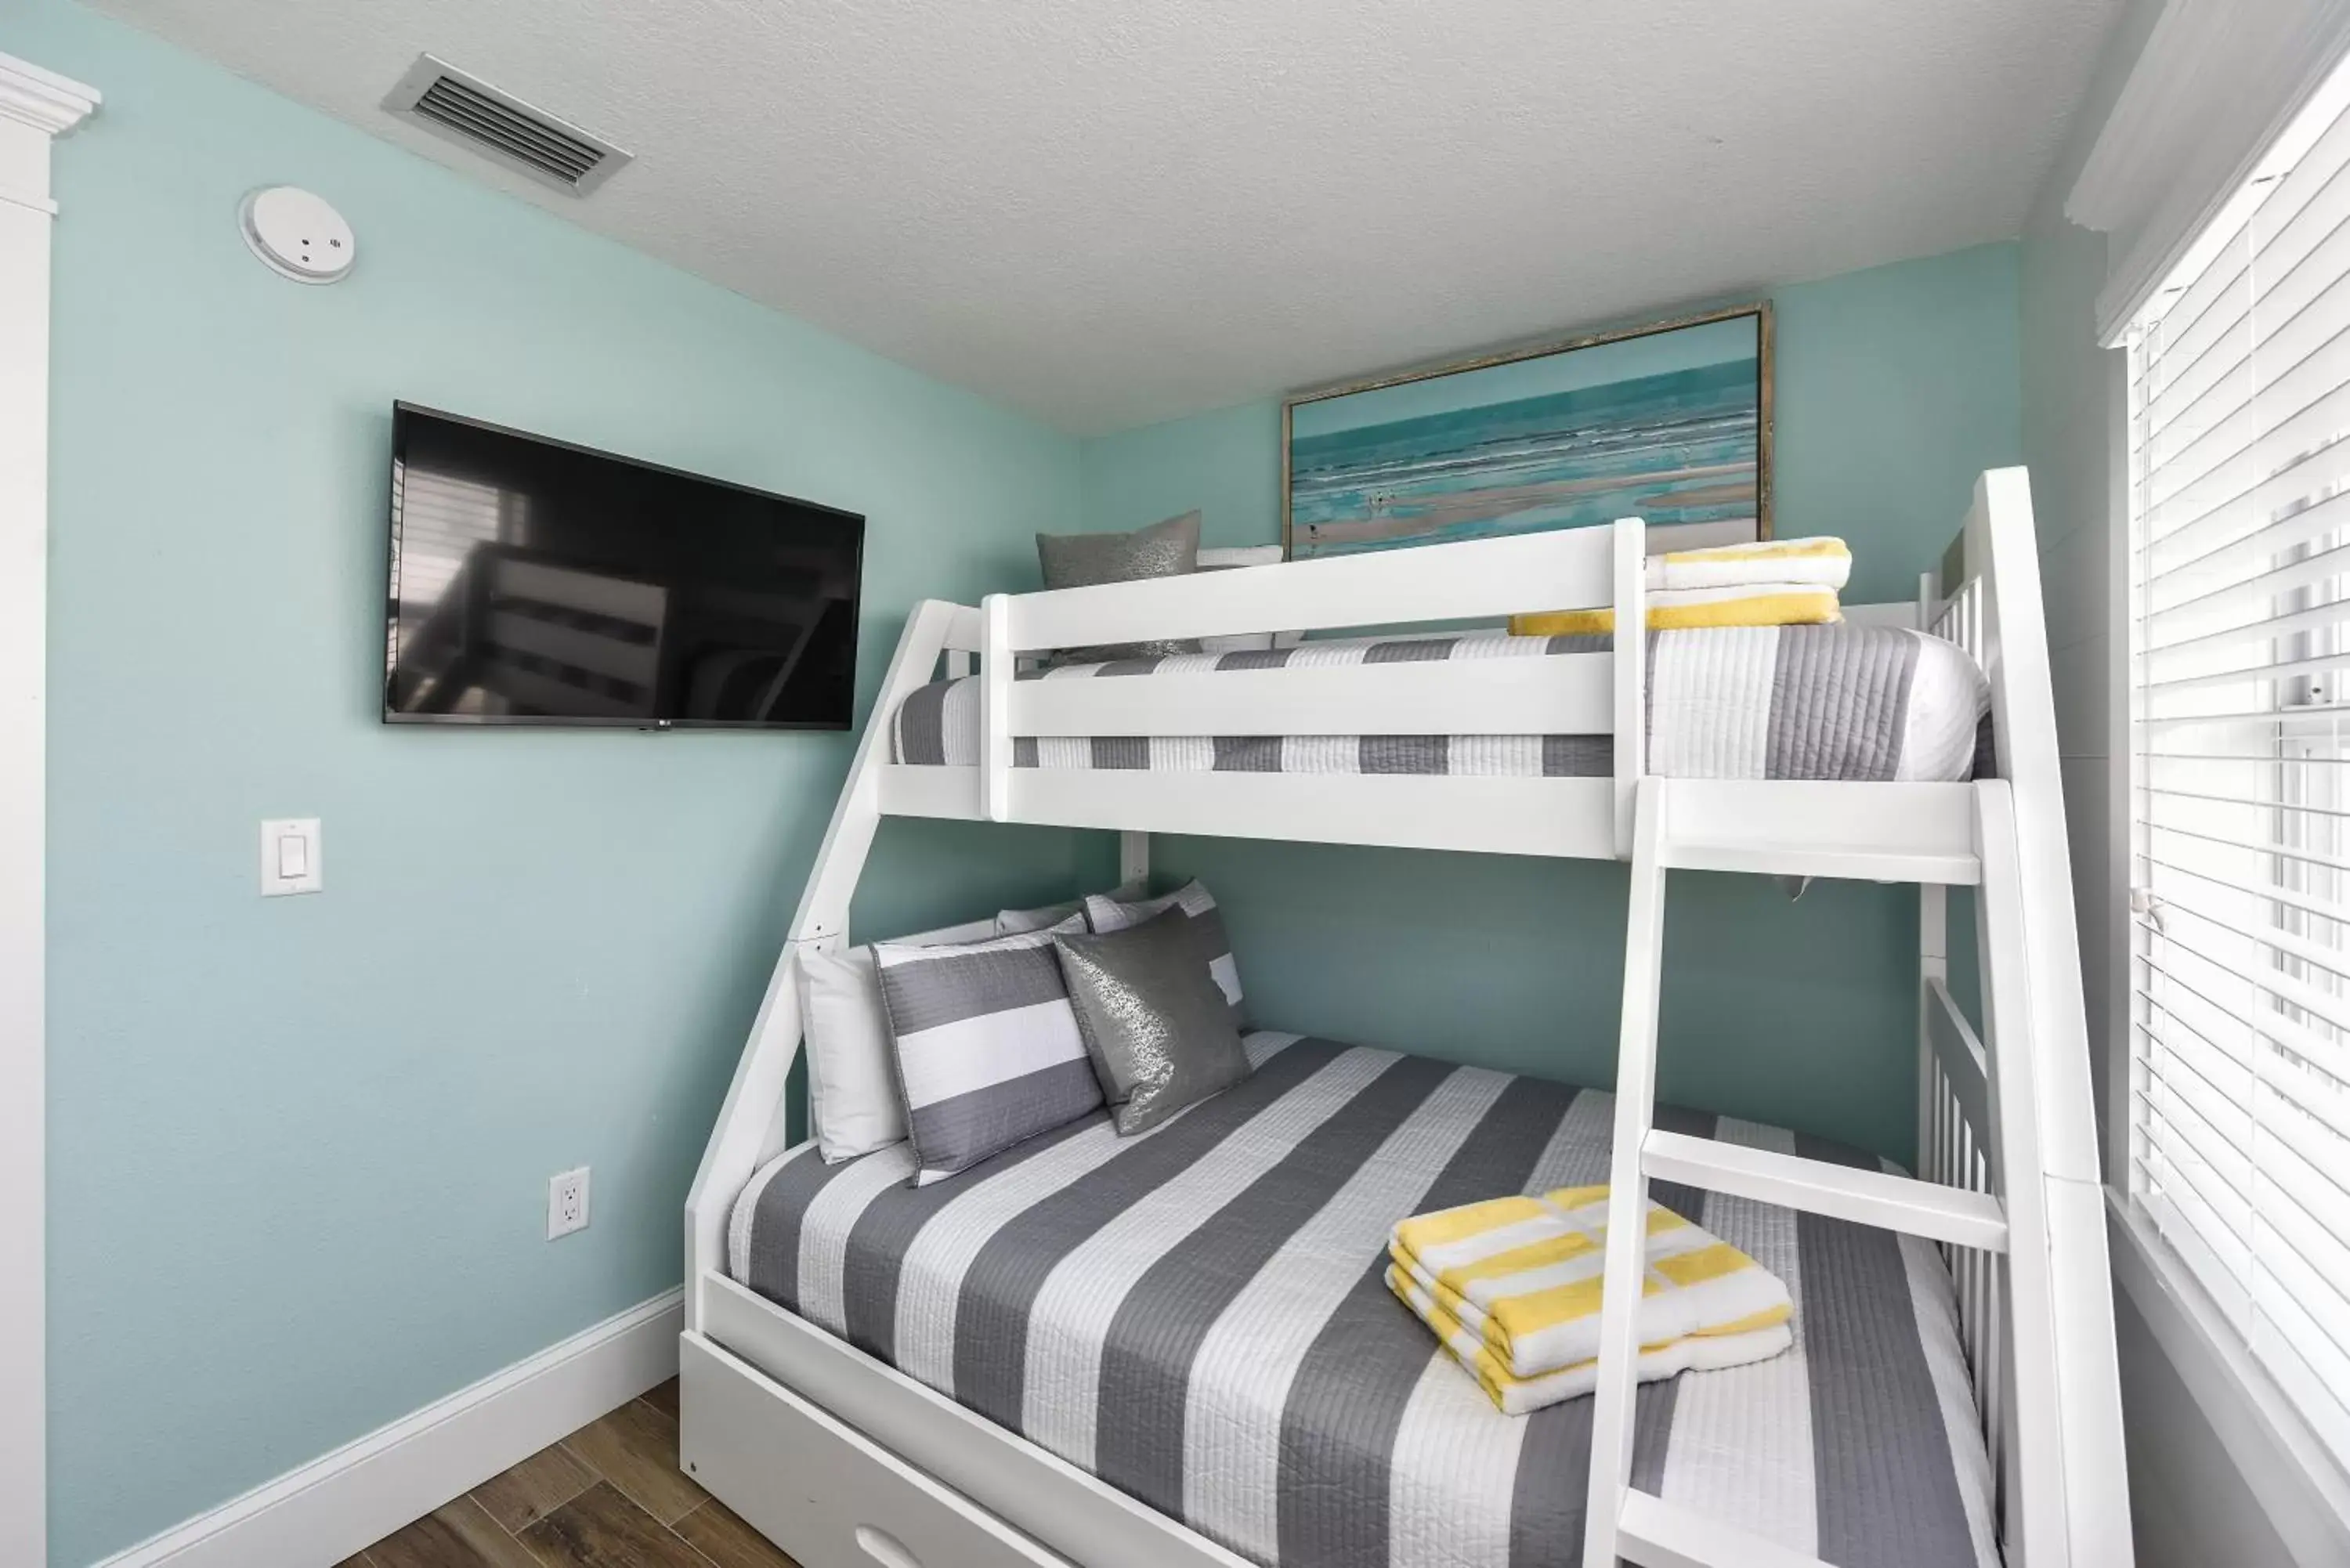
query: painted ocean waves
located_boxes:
[1285,308,1769,558]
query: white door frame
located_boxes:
[0,51,99,1568]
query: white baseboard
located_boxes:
[92,1288,683,1568]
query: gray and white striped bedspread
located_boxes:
[890,626,1987,782]
[728,1034,1997,1568]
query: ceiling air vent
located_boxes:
[382,54,631,197]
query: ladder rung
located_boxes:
[1618,1490,1832,1568]
[1642,1129,2008,1252]
[1659,839,1981,885]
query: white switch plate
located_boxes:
[548,1166,591,1240]
[259,818,322,896]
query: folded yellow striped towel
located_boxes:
[1507,581,1842,638]
[1647,536,1851,593]
[1386,1263,1794,1415]
[1390,1184,1792,1381]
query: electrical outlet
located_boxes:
[547,1166,590,1240]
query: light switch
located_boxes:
[260,818,322,896]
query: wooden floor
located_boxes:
[336,1378,797,1568]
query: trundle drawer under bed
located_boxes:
[680,1331,1076,1568]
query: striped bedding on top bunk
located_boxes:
[728,1034,1998,1568]
[888,625,1989,782]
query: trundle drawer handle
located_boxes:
[855,1523,922,1568]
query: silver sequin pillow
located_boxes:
[1034,510,1202,663]
[1052,906,1251,1135]
[1084,878,1248,1030]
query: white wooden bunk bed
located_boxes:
[680,468,2131,1568]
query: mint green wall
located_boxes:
[1079,244,2023,1159]
[19,4,1096,1562]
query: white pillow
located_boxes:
[797,945,908,1163]
[992,901,1076,936]
[1195,546,1293,655]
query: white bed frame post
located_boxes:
[683,599,978,1333]
[1611,518,1647,856]
[1582,776,1669,1568]
[982,593,1014,822]
[1952,470,2131,1566]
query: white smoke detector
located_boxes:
[238,186,356,284]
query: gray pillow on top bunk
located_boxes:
[1085,878,1249,1029]
[1052,906,1251,1135]
[870,915,1101,1186]
[1035,509,1202,663]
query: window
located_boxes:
[2128,60,2350,1468]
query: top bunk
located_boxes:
[848,468,2060,887]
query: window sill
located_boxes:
[2107,1189,2350,1566]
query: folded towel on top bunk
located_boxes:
[1388,1184,1793,1414]
[1647,535,1853,592]
[1507,535,1852,637]
[1508,581,1842,638]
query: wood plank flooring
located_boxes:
[335,1380,797,1568]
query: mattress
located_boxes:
[890,625,1989,782]
[728,1033,1998,1568]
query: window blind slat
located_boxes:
[2136,1093,2255,1234]
[2141,435,2350,574]
[2145,363,2350,524]
[2145,540,2350,638]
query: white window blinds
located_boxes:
[2129,58,2350,1468]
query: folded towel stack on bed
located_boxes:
[1509,535,1852,637]
[1386,1183,1794,1415]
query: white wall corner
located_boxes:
[0,48,96,1568]
[0,53,100,139]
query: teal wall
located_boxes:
[1080,244,2023,1158]
[17,3,1100,1562]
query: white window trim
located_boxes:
[0,49,98,1568]
[2109,1191,2350,1563]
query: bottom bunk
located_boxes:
[707,1031,1997,1568]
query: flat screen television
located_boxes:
[383,403,865,729]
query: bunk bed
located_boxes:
[681,468,2131,1568]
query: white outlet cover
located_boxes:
[548,1166,591,1240]
[240,186,356,284]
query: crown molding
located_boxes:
[2066,0,2350,342]
[0,52,99,138]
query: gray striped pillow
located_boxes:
[1083,880,1249,1030]
[872,916,1101,1186]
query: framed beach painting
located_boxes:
[1282,303,1773,559]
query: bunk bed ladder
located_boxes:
[1583,775,2102,1568]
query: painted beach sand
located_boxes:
[1289,313,1762,558]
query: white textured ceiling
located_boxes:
[96,0,2122,434]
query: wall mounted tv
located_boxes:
[383,404,865,729]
